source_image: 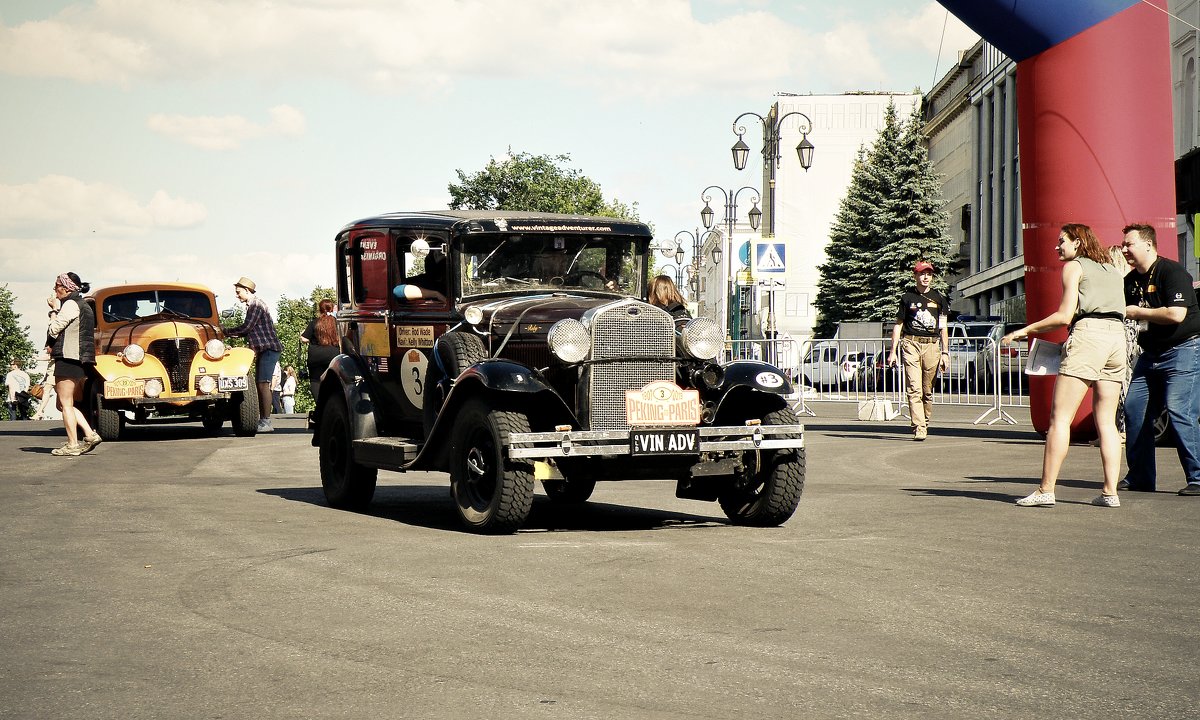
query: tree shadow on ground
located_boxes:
[259,485,730,534]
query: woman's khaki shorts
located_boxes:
[1059,317,1127,383]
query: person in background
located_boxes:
[648,274,691,324]
[1119,223,1200,497]
[1003,224,1127,508]
[394,251,448,303]
[31,360,56,421]
[887,261,950,441]
[281,366,296,414]
[5,360,30,420]
[270,362,283,414]
[46,272,100,455]
[224,277,284,434]
[300,299,340,400]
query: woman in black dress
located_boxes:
[300,299,341,399]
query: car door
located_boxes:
[388,232,454,433]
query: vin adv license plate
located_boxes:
[631,428,700,455]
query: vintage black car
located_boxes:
[311,210,806,533]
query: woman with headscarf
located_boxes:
[45,271,100,456]
[300,299,341,399]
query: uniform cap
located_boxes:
[913,261,935,273]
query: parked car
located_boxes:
[310,210,807,534]
[87,283,259,440]
[943,318,1004,392]
[796,341,869,390]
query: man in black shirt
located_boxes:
[887,261,950,441]
[1120,223,1200,496]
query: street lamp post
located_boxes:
[673,228,720,308]
[731,108,814,236]
[700,185,762,347]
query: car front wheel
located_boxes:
[449,399,534,534]
[718,407,805,526]
[319,397,377,509]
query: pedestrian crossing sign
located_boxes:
[755,242,786,273]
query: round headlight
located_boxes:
[464,306,484,325]
[197,375,217,394]
[679,317,723,360]
[121,344,145,365]
[547,319,591,364]
[144,378,164,398]
[204,338,226,360]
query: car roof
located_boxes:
[90,282,215,298]
[338,209,654,238]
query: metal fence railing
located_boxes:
[722,336,1032,426]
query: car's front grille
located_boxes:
[500,343,550,370]
[584,302,675,431]
[147,338,199,393]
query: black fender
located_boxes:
[309,353,378,447]
[411,359,577,471]
[711,360,793,423]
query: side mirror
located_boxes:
[410,238,431,259]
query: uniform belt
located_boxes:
[902,335,939,344]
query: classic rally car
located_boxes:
[88,283,259,440]
[311,210,806,534]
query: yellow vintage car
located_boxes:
[88,282,259,440]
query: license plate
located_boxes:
[625,380,700,426]
[631,428,700,455]
[218,376,247,392]
[104,377,145,399]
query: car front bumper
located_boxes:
[507,424,805,459]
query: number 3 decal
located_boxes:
[400,349,428,408]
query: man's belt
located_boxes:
[902,334,939,344]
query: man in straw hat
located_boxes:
[225,277,283,433]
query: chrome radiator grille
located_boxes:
[584,302,675,431]
[148,338,199,393]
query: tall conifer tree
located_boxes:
[813,100,954,333]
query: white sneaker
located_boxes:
[257,419,274,433]
[1091,494,1121,508]
[1016,490,1055,507]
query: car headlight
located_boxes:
[547,319,591,364]
[120,344,145,365]
[144,378,164,398]
[464,306,484,325]
[679,317,722,360]
[197,375,217,394]
[204,339,226,360]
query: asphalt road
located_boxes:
[1,407,1197,720]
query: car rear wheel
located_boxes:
[543,478,596,503]
[449,399,534,534]
[201,408,224,435]
[718,407,805,527]
[319,397,377,509]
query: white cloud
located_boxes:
[146,104,306,150]
[0,0,900,98]
[0,175,206,238]
[883,2,980,58]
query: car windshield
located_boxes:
[458,233,647,297]
[102,290,213,322]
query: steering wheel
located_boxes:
[565,270,607,289]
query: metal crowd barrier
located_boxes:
[722,336,1031,425]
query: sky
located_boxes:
[0,0,978,348]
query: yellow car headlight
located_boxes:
[144,378,164,398]
[204,339,226,360]
[121,344,145,365]
[197,375,217,394]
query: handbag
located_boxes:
[297,337,310,380]
[28,384,43,400]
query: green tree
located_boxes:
[448,150,643,222]
[813,101,954,333]
[0,284,37,370]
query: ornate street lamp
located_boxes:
[732,109,815,171]
[699,185,762,343]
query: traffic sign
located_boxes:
[755,242,786,273]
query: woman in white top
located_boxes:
[281,366,297,414]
